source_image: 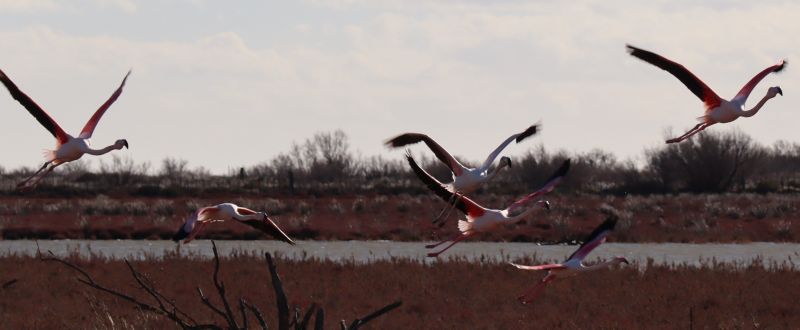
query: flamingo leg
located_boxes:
[16,161,52,190]
[17,161,60,191]
[518,274,556,305]
[432,191,461,226]
[427,232,472,258]
[666,122,714,144]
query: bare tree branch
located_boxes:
[210,241,240,329]
[347,301,403,330]
[40,251,204,329]
[314,308,324,330]
[197,287,227,320]
[264,253,290,330]
[243,300,268,330]
[240,298,249,330]
[298,304,317,330]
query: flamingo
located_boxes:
[172,203,295,245]
[0,69,130,190]
[626,45,785,144]
[510,215,628,304]
[386,124,539,225]
[406,151,570,257]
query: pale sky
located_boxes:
[0,0,798,173]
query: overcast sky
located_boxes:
[0,0,797,173]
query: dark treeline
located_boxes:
[2,129,800,197]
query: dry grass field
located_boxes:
[0,252,798,329]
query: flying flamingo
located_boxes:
[626,45,785,143]
[386,124,539,225]
[0,69,130,190]
[172,203,295,245]
[510,215,628,304]
[406,151,570,257]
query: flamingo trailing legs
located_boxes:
[511,215,628,304]
[626,44,785,143]
[386,124,539,226]
[0,69,131,190]
[406,151,570,257]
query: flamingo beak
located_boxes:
[622,258,630,265]
[777,87,783,96]
[543,200,551,211]
[122,140,129,149]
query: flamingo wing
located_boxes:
[171,212,199,242]
[627,44,722,109]
[0,69,68,144]
[510,262,565,271]
[239,217,296,245]
[507,159,571,213]
[479,124,539,170]
[405,151,485,218]
[731,60,786,106]
[79,70,130,139]
[565,215,617,262]
[386,133,465,176]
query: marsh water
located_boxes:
[2,240,799,268]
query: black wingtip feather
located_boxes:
[581,215,618,243]
[515,124,539,143]
[171,227,189,242]
[385,133,425,148]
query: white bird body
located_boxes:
[449,168,487,193]
[705,99,742,123]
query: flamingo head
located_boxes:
[539,200,551,211]
[115,139,129,149]
[500,156,512,169]
[768,86,783,98]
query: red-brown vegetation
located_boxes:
[0,193,798,243]
[0,253,798,328]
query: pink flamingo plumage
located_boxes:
[0,69,130,190]
[406,151,570,257]
[627,44,785,144]
[172,203,295,245]
[511,215,628,304]
[386,124,539,225]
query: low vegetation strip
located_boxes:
[0,253,798,328]
[0,193,797,243]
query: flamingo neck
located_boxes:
[84,144,119,156]
[740,92,773,118]
[232,212,263,221]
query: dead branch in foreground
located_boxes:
[42,241,402,329]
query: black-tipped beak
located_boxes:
[622,259,630,265]
[777,87,783,96]
[543,200,551,211]
[507,159,512,169]
[123,140,129,149]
